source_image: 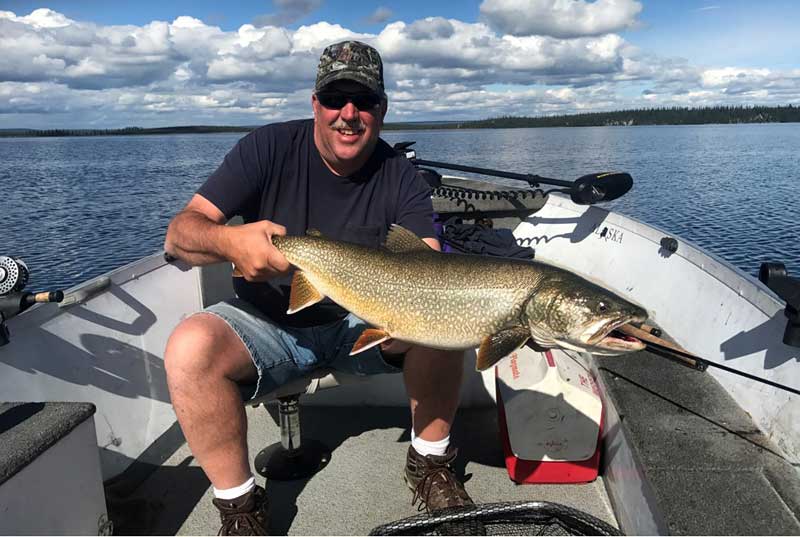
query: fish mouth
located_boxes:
[581,316,646,354]
[552,318,645,355]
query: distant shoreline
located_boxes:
[2,105,798,138]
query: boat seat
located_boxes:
[247,367,367,407]
[245,368,369,481]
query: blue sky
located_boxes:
[628,1,799,69]
[0,0,482,31]
[1,0,798,128]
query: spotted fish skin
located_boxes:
[271,226,647,369]
[275,233,542,348]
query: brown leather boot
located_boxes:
[211,484,269,536]
[404,444,474,512]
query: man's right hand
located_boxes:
[227,220,291,281]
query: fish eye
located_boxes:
[598,301,608,313]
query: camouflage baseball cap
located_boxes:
[315,40,385,97]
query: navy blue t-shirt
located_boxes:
[197,119,435,327]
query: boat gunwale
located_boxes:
[536,192,786,317]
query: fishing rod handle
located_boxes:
[0,290,63,322]
[24,291,64,305]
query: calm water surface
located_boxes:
[2,123,798,292]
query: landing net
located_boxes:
[369,500,622,536]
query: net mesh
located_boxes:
[369,501,622,536]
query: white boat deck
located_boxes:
[109,404,617,535]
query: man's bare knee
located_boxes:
[165,314,216,375]
[165,313,254,383]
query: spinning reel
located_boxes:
[0,256,63,346]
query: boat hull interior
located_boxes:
[1,177,798,535]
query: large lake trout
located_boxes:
[271,225,647,371]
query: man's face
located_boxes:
[312,80,387,175]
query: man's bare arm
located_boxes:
[164,195,233,266]
[164,194,290,279]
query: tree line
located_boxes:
[0,125,252,137]
[383,105,800,130]
[2,105,798,137]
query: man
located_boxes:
[163,41,474,535]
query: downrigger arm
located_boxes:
[394,141,634,205]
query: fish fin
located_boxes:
[286,271,325,314]
[306,229,323,237]
[476,327,530,371]
[383,224,434,253]
[350,328,391,355]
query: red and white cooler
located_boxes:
[496,345,603,484]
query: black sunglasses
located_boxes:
[316,92,382,110]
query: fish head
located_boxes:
[523,274,648,355]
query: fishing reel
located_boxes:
[0,256,29,295]
[0,256,64,346]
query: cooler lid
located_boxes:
[496,346,602,462]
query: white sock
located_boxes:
[213,475,256,500]
[412,434,450,457]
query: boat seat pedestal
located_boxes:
[254,394,331,480]
[246,368,367,481]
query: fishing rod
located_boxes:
[394,141,633,205]
[620,324,800,397]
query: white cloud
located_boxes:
[701,67,771,88]
[367,7,394,24]
[291,22,370,52]
[0,7,797,128]
[404,18,456,40]
[378,20,628,88]
[479,0,643,38]
[253,0,323,27]
[0,8,74,28]
[0,14,185,89]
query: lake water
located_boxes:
[2,123,799,292]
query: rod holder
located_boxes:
[759,262,800,348]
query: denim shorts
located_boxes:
[202,298,402,401]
